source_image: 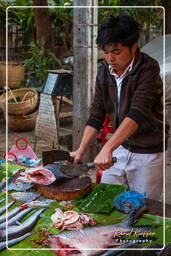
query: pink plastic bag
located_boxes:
[4,137,40,166]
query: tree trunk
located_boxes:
[161,0,171,34]
[0,26,6,46]
[32,0,53,52]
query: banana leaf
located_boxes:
[0,206,170,256]
[0,186,171,255]
[74,183,128,213]
[0,163,24,181]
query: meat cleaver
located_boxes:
[42,150,117,177]
[56,156,117,177]
[42,150,72,165]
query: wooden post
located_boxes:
[73,1,98,161]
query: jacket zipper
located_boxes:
[111,76,119,128]
[118,76,128,124]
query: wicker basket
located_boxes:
[8,110,38,132]
[0,61,25,89]
[0,88,39,115]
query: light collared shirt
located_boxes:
[109,56,135,112]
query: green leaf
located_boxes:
[75,183,128,214]
[0,182,171,255]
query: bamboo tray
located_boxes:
[36,176,92,201]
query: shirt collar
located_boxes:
[109,56,135,79]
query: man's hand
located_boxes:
[94,117,138,170]
[94,148,113,170]
[70,125,99,164]
[70,150,83,164]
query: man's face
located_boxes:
[103,43,138,75]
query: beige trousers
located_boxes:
[101,145,164,200]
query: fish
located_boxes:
[0,200,15,216]
[0,203,27,224]
[0,199,5,204]
[11,192,41,203]
[0,183,4,193]
[157,242,171,256]
[23,197,56,207]
[0,208,45,242]
[19,197,56,208]
[0,208,33,229]
[0,170,34,192]
[98,242,141,256]
[0,180,11,193]
[95,239,160,256]
[37,196,56,204]
[19,163,72,185]
[8,182,34,191]
[0,233,32,251]
[0,179,34,192]
[48,207,148,256]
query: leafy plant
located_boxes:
[23,39,62,86]
[98,0,163,46]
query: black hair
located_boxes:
[96,14,140,49]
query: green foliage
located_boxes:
[23,40,62,85]
[8,7,34,31]
[0,0,164,61]
[0,163,23,181]
[0,0,34,47]
[76,183,128,214]
[98,0,163,45]
[52,0,73,5]
[49,6,73,54]
[0,0,9,25]
[126,7,163,32]
[99,0,119,5]
[0,0,33,28]
[119,0,161,5]
[0,186,171,255]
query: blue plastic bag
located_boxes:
[114,190,146,213]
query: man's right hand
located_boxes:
[69,125,98,164]
[69,150,83,164]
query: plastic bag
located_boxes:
[4,137,41,167]
[114,190,146,214]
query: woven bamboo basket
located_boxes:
[8,110,38,132]
[0,61,25,89]
[0,88,39,115]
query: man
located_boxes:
[70,14,169,200]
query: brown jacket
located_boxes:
[86,49,169,153]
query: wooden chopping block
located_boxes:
[36,176,92,201]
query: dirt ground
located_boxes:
[0,104,171,205]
